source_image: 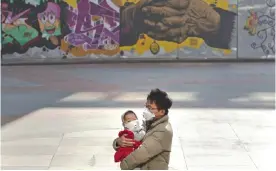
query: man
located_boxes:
[113,88,173,170]
[120,0,236,49]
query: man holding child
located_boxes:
[113,88,173,170]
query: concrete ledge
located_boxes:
[1,57,275,66]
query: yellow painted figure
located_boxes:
[244,10,258,36]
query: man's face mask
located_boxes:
[143,108,155,121]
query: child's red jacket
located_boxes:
[114,129,142,162]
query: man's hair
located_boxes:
[147,88,172,115]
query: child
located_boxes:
[114,110,146,164]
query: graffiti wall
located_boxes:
[119,0,178,58]
[119,0,238,58]
[1,0,121,58]
[63,0,121,57]
[178,0,238,58]
[2,0,66,58]
[238,0,275,58]
[1,0,275,60]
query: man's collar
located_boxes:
[147,115,169,129]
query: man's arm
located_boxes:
[120,131,165,170]
[201,7,237,49]
[112,138,119,151]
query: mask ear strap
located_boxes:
[122,122,126,129]
[123,123,127,129]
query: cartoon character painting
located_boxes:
[37,2,61,44]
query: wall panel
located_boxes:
[1,0,274,61]
[238,0,275,58]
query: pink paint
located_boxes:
[37,2,61,19]
[1,2,8,9]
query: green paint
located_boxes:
[2,25,39,46]
[19,0,61,6]
[23,0,62,6]
[41,26,61,40]
[2,34,14,45]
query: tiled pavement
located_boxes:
[2,108,276,170]
[1,63,275,170]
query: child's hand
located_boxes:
[117,134,135,147]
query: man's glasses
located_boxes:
[145,104,158,111]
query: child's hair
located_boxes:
[121,110,137,122]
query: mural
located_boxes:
[119,0,237,58]
[37,2,62,45]
[1,0,275,60]
[62,0,121,57]
[119,0,177,57]
[238,0,275,58]
[1,0,70,56]
[1,0,121,58]
[245,0,275,56]
[178,0,238,58]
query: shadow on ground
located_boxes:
[1,63,275,126]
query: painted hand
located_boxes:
[140,0,221,43]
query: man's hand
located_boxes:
[140,0,221,43]
[117,134,135,147]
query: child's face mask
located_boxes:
[124,120,140,132]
